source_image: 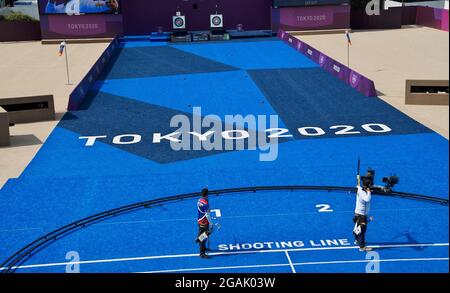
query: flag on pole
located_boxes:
[59,41,66,56]
[59,40,71,85]
[345,30,352,46]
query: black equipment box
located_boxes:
[171,34,192,43]
[192,33,209,42]
[209,33,230,41]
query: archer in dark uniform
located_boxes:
[196,188,211,258]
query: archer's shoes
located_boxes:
[359,247,373,252]
[200,254,210,259]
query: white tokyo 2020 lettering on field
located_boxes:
[79,123,392,147]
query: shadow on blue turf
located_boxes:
[61,112,79,121]
[369,231,428,251]
[203,249,261,259]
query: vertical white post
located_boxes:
[345,30,351,68]
[64,40,71,85]
[347,42,350,68]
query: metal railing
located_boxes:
[1,185,447,273]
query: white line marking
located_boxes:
[137,258,449,274]
[0,227,43,233]
[295,257,449,266]
[137,263,291,274]
[1,242,448,271]
[97,220,156,226]
[94,207,448,227]
[284,250,296,273]
[211,209,222,218]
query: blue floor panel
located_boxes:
[248,68,432,138]
[4,191,448,273]
[93,70,285,126]
[172,40,319,70]
[98,45,238,80]
[0,38,448,273]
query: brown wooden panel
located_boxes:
[406,80,449,106]
[0,107,10,147]
[0,95,55,124]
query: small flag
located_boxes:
[59,41,66,56]
[345,30,352,45]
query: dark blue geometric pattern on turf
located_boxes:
[2,40,447,273]
[98,46,239,80]
[248,68,432,139]
[60,90,286,164]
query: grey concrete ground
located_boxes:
[0,40,108,188]
[295,26,449,139]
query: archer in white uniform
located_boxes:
[353,174,373,252]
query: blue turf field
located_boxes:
[0,38,448,273]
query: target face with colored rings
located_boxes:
[212,16,222,26]
[174,17,184,28]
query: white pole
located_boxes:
[64,40,71,85]
[345,30,350,68]
[347,42,350,68]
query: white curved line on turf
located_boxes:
[1,242,448,271]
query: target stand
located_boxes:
[209,13,229,41]
[171,12,192,42]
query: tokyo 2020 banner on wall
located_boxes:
[38,0,123,39]
[272,5,350,31]
[273,0,349,7]
[39,0,120,15]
